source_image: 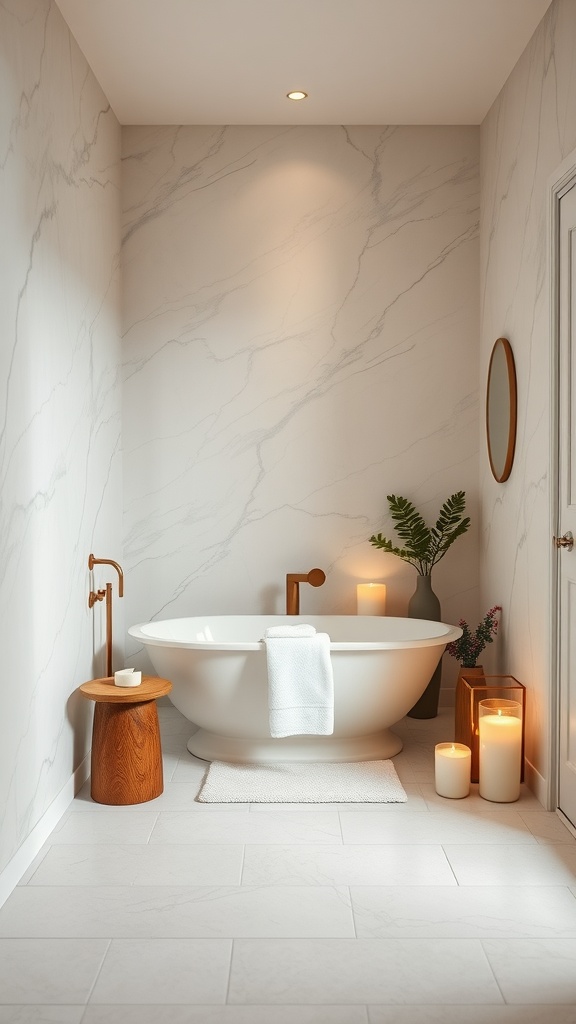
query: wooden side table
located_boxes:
[79,675,172,805]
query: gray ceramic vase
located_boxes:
[407,573,442,719]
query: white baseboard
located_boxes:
[0,754,90,909]
[557,808,576,839]
[524,757,549,809]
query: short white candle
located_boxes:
[479,702,522,802]
[356,582,387,615]
[434,742,471,799]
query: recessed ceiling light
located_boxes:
[287,90,308,101]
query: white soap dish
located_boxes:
[114,669,142,687]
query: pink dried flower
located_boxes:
[446,606,502,668]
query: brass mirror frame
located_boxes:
[486,337,517,483]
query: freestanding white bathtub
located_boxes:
[128,615,462,763]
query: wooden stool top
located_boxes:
[79,675,172,704]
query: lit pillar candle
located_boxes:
[356,583,387,615]
[434,742,471,799]
[478,699,523,803]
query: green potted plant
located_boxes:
[369,491,470,578]
[369,491,470,718]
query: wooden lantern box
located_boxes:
[454,674,526,783]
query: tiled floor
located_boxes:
[1,708,576,1022]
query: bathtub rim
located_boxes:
[128,614,462,652]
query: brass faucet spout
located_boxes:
[286,568,326,615]
[88,554,124,597]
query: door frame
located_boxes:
[548,148,576,817]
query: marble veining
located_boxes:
[0,0,122,877]
[480,0,576,782]
[122,125,480,670]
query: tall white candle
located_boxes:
[356,583,387,615]
[434,742,471,799]
[478,701,522,802]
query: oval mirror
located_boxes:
[486,337,517,482]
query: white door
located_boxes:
[557,180,576,828]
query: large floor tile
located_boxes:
[89,938,230,1004]
[351,884,576,937]
[339,810,536,845]
[0,938,108,1004]
[149,810,342,844]
[420,784,544,813]
[242,844,456,886]
[154,786,249,811]
[75,783,247,813]
[16,845,51,885]
[71,786,167,813]
[82,1006,369,1023]
[6,704,576,1018]
[228,938,504,1004]
[397,750,435,772]
[245,783,427,812]
[162,754,180,782]
[338,783,428,811]
[72,780,225,813]
[444,843,576,885]
[171,756,212,783]
[482,938,576,1004]
[518,811,576,844]
[161,746,197,762]
[390,760,417,785]
[0,1010,84,1023]
[368,1006,576,1023]
[0,885,354,938]
[50,810,159,844]
[26,843,244,886]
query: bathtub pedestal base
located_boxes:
[187,727,403,764]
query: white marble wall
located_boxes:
[0,0,122,877]
[122,125,480,685]
[480,0,576,788]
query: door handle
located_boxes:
[554,531,574,551]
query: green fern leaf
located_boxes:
[369,491,470,574]
[387,495,431,561]
[369,533,422,571]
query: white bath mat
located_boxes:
[197,759,407,803]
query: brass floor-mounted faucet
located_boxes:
[88,554,124,677]
[286,568,326,615]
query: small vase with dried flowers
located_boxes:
[446,605,502,671]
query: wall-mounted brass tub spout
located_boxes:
[88,554,124,677]
[286,568,326,615]
[88,554,124,596]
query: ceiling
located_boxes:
[54,0,553,126]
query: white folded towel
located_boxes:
[264,625,334,738]
[265,624,317,638]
